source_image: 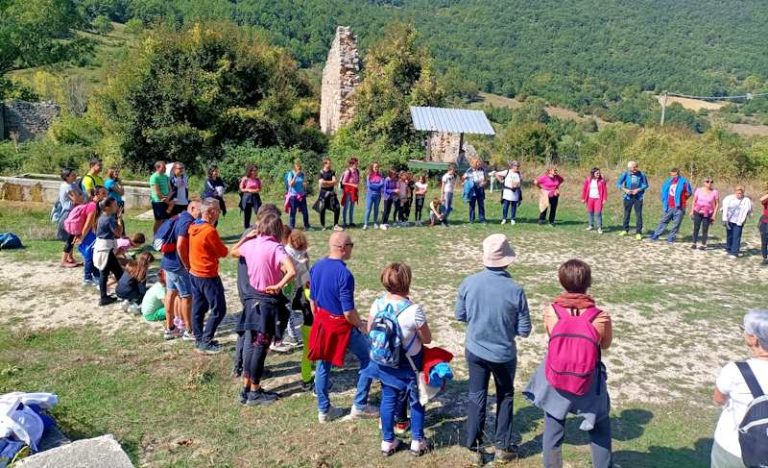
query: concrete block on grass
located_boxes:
[17,434,133,468]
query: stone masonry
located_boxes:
[320,26,361,135]
[426,132,478,165]
[1,101,60,142]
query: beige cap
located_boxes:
[482,234,517,268]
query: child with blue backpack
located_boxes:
[524,259,613,468]
[364,262,433,457]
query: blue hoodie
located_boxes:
[616,170,649,200]
[660,176,693,211]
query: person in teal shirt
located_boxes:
[149,160,171,233]
[285,159,310,230]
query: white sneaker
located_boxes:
[510,219,516,225]
[373,224,380,230]
[586,226,593,231]
[121,300,131,312]
[597,228,603,234]
[380,224,388,231]
[318,406,345,424]
[362,224,369,230]
[501,219,506,225]
[333,224,343,231]
[270,342,293,353]
[343,404,380,421]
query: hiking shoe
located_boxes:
[99,296,117,307]
[181,330,195,341]
[634,233,643,240]
[318,406,344,424]
[195,342,222,354]
[381,439,403,457]
[394,419,411,436]
[245,388,279,406]
[618,230,628,237]
[163,328,177,341]
[270,342,294,353]
[238,388,248,405]
[410,439,433,457]
[301,379,314,393]
[699,244,707,251]
[691,243,697,249]
[343,404,379,421]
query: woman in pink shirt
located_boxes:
[231,213,296,406]
[581,168,608,234]
[534,167,565,226]
[239,164,262,229]
[689,177,720,250]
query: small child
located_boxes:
[116,232,146,259]
[141,269,167,321]
[284,229,315,392]
[270,227,304,353]
[429,197,448,227]
[414,175,428,226]
[116,252,154,309]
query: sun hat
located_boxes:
[482,234,517,268]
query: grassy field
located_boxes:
[0,176,765,467]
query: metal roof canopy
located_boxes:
[410,106,495,135]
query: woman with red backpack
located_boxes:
[523,259,613,468]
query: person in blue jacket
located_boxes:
[363,162,385,230]
[651,168,693,243]
[616,161,649,240]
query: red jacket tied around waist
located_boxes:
[308,307,353,367]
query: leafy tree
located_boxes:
[344,22,444,150]
[93,15,114,35]
[496,121,557,164]
[92,22,325,171]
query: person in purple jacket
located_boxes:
[380,169,399,230]
[363,162,384,230]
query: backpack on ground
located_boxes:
[0,232,23,250]
[368,296,416,368]
[735,361,768,467]
[545,303,602,396]
[153,215,179,253]
[63,204,91,236]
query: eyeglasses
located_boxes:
[704,180,713,183]
[334,242,355,249]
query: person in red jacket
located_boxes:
[187,198,229,354]
[581,168,608,234]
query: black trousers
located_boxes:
[465,350,517,451]
[243,194,262,229]
[415,196,425,221]
[63,234,75,254]
[319,196,340,227]
[243,330,271,385]
[539,196,560,224]
[99,250,123,300]
[692,212,712,245]
[622,197,644,233]
[382,199,395,224]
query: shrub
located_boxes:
[93,15,113,35]
[216,144,322,194]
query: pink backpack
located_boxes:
[545,303,601,396]
[64,203,91,236]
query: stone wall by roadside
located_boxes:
[319,26,361,135]
[1,101,60,142]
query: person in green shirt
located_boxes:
[81,157,104,197]
[149,160,172,233]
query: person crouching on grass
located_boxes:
[93,197,124,306]
[231,212,296,406]
[116,252,154,309]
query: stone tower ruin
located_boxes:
[320,26,361,135]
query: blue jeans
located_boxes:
[190,275,227,344]
[364,193,380,226]
[444,192,454,221]
[652,208,684,241]
[726,222,744,255]
[342,199,355,226]
[315,328,372,414]
[381,381,425,442]
[502,200,519,221]
[588,211,603,229]
[468,188,486,222]
[289,196,310,229]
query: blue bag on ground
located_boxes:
[0,233,23,250]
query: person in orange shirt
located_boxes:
[187,198,229,354]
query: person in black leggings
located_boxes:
[94,197,124,306]
[317,158,341,230]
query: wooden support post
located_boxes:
[457,132,464,164]
[660,92,668,126]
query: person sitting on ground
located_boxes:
[711,310,768,467]
[651,167,693,243]
[455,234,531,464]
[722,186,753,259]
[535,166,565,227]
[308,231,379,423]
[58,168,83,268]
[115,232,146,260]
[116,252,155,308]
[188,198,229,354]
[364,262,433,457]
[690,177,720,250]
[581,167,607,234]
[617,161,649,240]
[524,259,613,468]
[231,212,296,406]
[93,197,124,306]
[429,197,447,227]
[141,270,168,321]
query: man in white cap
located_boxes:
[455,234,531,464]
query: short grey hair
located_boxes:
[744,310,768,350]
[627,161,638,169]
[201,197,220,214]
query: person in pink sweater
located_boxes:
[534,167,565,226]
[581,168,608,234]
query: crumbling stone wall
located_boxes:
[426,132,478,165]
[1,101,60,142]
[320,26,361,135]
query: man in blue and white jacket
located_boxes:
[651,167,693,243]
[616,161,649,240]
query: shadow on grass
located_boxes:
[614,437,712,468]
